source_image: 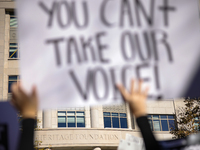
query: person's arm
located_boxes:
[136,116,160,150]
[18,119,35,150]
[11,83,38,150]
[117,79,161,150]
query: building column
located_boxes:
[85,106,91,128]
[126,103,133,129]
[0,9,5,100]
[36,110,43,129]
[43,110,52,128]
[51,109,58,128]
[90,105,104,128]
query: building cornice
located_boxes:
[0,2,15,9]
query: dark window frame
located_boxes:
[194,117,200,131]
[6,10,17,28]
[148,114,176,131]
[103,112,128,129]
[9,43,19,59]
[57,111,85,128]
[8,75,19,93]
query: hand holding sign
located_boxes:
[11,83,38,119]
[117,79,148,118]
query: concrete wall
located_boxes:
[34,128,172,149]
[0,1,16,101]
[0,8,5,100]
[147,100,175,114]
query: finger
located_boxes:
[130,79,134,94]
[32,86,38,106]
[12,83,25,102]
[116,84,129,102]
[11,82,19,97]
[11,92,17,104]
[11,90,17,107]
[31,86,37,98]
[17,79,21,87]
[11,89,19,103]
[138,79,143,93]
[18,84,29,100]
[16,80,21,97]
[12,83,27,105]
[143,86,149,96]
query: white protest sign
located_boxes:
[126,134,144,146]
[118,134,145,150]
[16,0,200,109]
[118,139,144,150]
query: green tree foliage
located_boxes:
[170,97,200,138]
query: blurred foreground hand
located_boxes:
[11,82,38,119]
[117,79,149,118]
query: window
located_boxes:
[194,117,200,131]
[8,75,19,93]
[6,11,17,27]
[103,112,128,128]
[10,16,17,27]
[9,43,19,58]
[8,11,17,28]
[148,115,176,131]
[6,11,19,58]
[57,111,85,128]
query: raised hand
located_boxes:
[11,82,38,119]
[117,79,149,118]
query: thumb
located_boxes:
[116,84,130,103]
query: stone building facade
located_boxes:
[0,1,196,150]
